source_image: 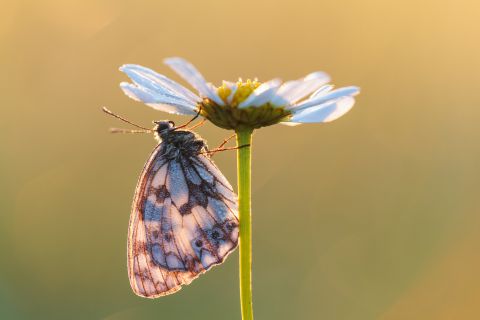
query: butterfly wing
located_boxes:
[128,145,239,298]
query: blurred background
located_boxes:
[1,0,479,319]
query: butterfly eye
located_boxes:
[155,121,172,133]
[195,239,203,247]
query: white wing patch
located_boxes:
[128,145,239,298]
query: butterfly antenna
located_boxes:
[109,128,152,134]
[174,106,203,130]
[102,107,153,133]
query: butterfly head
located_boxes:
[153,120,175,140]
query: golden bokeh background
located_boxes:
[1,0,479,319]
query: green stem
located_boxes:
[236,129,254,320]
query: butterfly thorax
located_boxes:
[154,122,206,160]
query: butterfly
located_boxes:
[103,107,239,298]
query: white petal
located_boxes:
[164,57,225,106]
[289,96,356,123]
[269,94,290,107]
[120,82,197,115]
[206,83,226,106]
[273,71,330,105]
[310,85,334,98]
[223,81,238,104]
[238,79,282,108]
[120,64,200,104]
[280,121,302,126]
[292,86,360,111]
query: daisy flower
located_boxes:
[117,57,360,320]
[119,57,359,130]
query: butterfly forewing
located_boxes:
[128,143,239,298]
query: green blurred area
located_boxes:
[1,0,480,319]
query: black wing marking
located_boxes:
[128,145,239,298]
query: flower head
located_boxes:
[120,58,359,130]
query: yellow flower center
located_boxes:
[217,82,231,103]
[217,79,261,106]
[202,79,290,130]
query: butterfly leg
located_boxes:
[175,107,203,130]
[203,134,234,157]
[186,118,206,130]
[216,134,236,149]
[203,142,250,156]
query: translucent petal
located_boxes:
[120,64,200,104]
[310,85,334,98]
[279,121,302,126]
[120,82,197,115]
[238,79,282,108]
[224,82,238,104]
[291,86,360,111]
[206,83,225,106]
[289,96,356,123]
[164,57,225,106]
[274,71,330,105]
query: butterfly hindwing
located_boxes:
[128,144,239,298]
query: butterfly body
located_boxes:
[128,121,239,298]
[153,121,205,160]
